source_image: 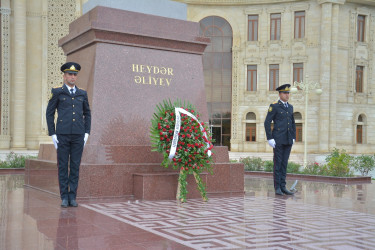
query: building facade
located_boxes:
[177,0,375,154]
[0,0,374,155]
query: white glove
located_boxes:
[84,133,89,146]
[52,134,59,149]
[268,139,276,148]
[293,139,295,144]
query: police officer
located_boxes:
[46,62,91,207]
[264,84,296,196]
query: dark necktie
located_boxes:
[284,103,288,108]
[70,89,74,95]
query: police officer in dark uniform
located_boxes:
[46,62,91,207]
[264,84,296,196]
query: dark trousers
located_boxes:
[273,144,292,190]
[56,134,84,201]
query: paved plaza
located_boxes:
[1,173,375,249]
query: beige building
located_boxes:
[177,0,375,155]
[0,0,374,155]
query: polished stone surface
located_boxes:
[1,173,375,249]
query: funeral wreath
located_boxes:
[150,100,214,202]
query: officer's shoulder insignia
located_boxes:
[49,93,53,100]
[52,85,61,89]
[268,106,272,112]
[272,101,277,104]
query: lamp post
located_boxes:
[290,76,322,168]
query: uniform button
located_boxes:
[73,119,75,121]
[72,98,74,100]
[73,112,75,115]
[73,105,75,107]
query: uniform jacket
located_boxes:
[264,100,296,145]
[46,84,91,136]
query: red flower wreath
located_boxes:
[150,100,214,202]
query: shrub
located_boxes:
[352,155,375,176]
[240,157,263,171]
[287,162,301,173]
[264,160,274,172]
[325,148,353,177]
[0,152,37,168]
[301,162,328,176]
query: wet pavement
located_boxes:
[1,174,374,249]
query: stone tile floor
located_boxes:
[1,174,375,249]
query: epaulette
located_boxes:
[53,85,62,89]
[272,101,278,104]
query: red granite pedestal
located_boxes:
[25,6,244,200]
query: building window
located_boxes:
[294,112,302,142]
[270,13,281,40]
[269,64,279,91]
[296,124,302,142]
[294,11,305,39]
[246,123,256,141]
[356,66,364,93]
[356,114,365,144]
[248,15,258,41]
[357,15,365,42]
[200,16,233,149]
[357,125,363,144]
[247,65,257,91]
[246,112,256,120]
[245,112,256,142]
[293,63,303,84]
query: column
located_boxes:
[329,4,339,149]
[0,6,11,148]
[318,2,332,152]
[12,0,27,149]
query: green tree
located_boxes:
[325,148,353,177]
[352,154,375,176]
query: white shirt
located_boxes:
[65,84,76,94]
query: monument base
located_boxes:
[25,144,244,200]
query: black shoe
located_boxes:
[61,199,69,208]
[275,188,284,196]
[281,187,294,195]
[69,199,78,207]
